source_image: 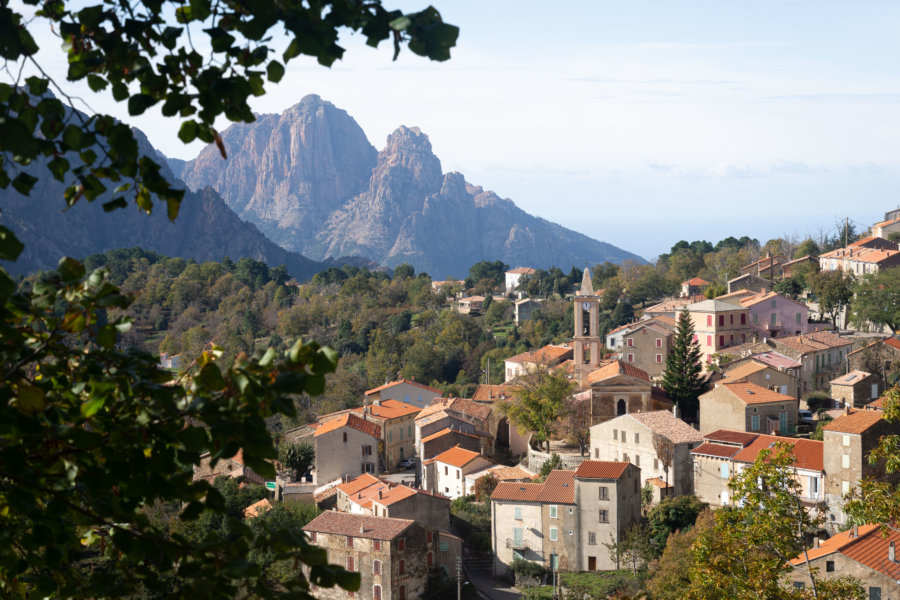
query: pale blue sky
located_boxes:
[23,0,900,260]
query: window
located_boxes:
[623,453,629,463]
[721,463,729,479]
[399,560,405,575]
[588,532,596,545]
[718,335,724,347]
[656,354,662,363]
[373,560,381,575]
[399,586,406,600]
[635,455,640,466]
[627,338,634,347]
[343,432,348,443]
[347,536,354,548]
[627,353,634,362]
[872,383,879,399]
[373,585,382,600]
[439,541,449,551]
[842,481,850,495]
[693,334,699,343]
[456,469,460,479]
[869,587,882,600]
[707,315,712,327]
[599,510,608,523]
[427,552,433,567]
[309,531,317,544]
[843,435,850,447]
[444,466,448,475]
[794,582,805,589]
[635,433,640,444]
[741,313,746,324]
[613,429,618,441]
[656,338,662,348]
[654,458,659,470]
[751,414,759,431]
[826,561,835,572]
[398,538,406,551]
[796,312,801,324]
[718,315,724,326]
[426,531,433,543]
[753,313,758,323]
[594,448,599,458]
[730,314,733,324]
[514,507,523,520]
[549,505,558,519]
[550,527,558,541]
[347,556,355,571]
[599,486,608,500]
[706,335,712,346]
[842,454,850,469]
[373,540,381,551]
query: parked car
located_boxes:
[399,456,418,469]
[798,409,814,426]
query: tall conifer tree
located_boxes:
[661,309,707,419]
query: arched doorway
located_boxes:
[496,417,510,448]
[616,398,626,415]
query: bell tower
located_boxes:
[573,267,602,369]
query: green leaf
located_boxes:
[96,324,117,349]
[102,197,128,212]
[0,226,24,261]
[15,384,45,415]
[80,396,105,418]
[196,363,225,391]
[62,125,84,150]
[266,60,284,83]
[128,94,157,116]
[178,120,198,143]
[58,257,86,282]
[11,171,37,195]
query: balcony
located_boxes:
[763,322,782,331]
[506,538,532,551]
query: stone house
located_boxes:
[456,295,485,314]
[819,244,900,276]
[514,298,542,324]
[722,359,799,399]
[422,445,495,499]
[419,427,485,464]
[490,461,642,575]
[582,361,673,426]
[681,277,710,298]
[589,410,703,497]
[464,464,535,494]
[621,319,676,380]
[727,274,773,294]
[687,299,752,364]
[741,253,784,279]
[788,524,900,599]
[691,430,823,509]
[847,337,900,383]
[698,382,798,436]
[314,413,382,485]
[641,297,693,320]
[352,400,421,471]
[735,291,809,339]
[503,344,573,382]
[505,267,537,292]
[821,410,900,532]
[781,255,818,279]
[193,449,265,485]
[414,397,493,460]
[303,511,461,600]
[605,322,639,351]
[769,331,854,394]
[334,474,451,533]
[829,370,883,408]
[364,379,442,411]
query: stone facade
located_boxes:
[847,338,900,383]
[699,382,798,436]
[722,360,799,399]
[769,332,854,394]
[830,371,883,409]
[582,361,672,427]
[621,321,675,380]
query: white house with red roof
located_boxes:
[505,266,536,292]
[364,379,442,410]
[503,344,574,382]
[422,445,495,499]
[314,412,382,486]
[334,473,452,532]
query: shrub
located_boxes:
[510,558,546,578]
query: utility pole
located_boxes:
[456,556,462,600]
[845,216,849,248]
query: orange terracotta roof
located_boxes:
[723,360,770,381]
[370,485,418,507]
[365,379,442,396]
[337,473,385,496]
[303,512,413,541]
[739,291,804,308]
[627,411,703,444]
[314,412,382,439]
[789,525,881,565]
[822,410,884,434]
[507,267,536,275]
[839,526,900,580]
[537,470,576,504]
[732,435,823,471]
[471,384,517,402]
[643,298,692,313]
[830,370,873,386]
[874,216,900,229]
[819,246,900,265]
[421,427,484,444]
[353,399,421,420]
[244,498,273,519]
[416,397,493,423]
[505,345,573,366]
[683,277,710,286]
[704,430,760,445]
[478,465,535,482]
[720,382,797,405]
[691,442,743,459]
[491,481,543,502]
[587,360,651,385]
[574,461,630,479]
[425,445,485,468]
[887,338,900,351]
[773,332,854,354]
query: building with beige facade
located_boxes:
[621,318,676,380]
[352,400,421,471]
[589,410,703,496]
[314,413,382,485]
[581,361,673,427]
[334,473,451,532]
[722,359,799,399]
[303,511,461,600]
[698,382,798,436]
[490,461,641,575]
[769,331,854,394]
[503,344,574,382]
[829,370,883,409]
[364,379,442,411]
[687,299,752,364]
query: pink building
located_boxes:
[732,291,809,339]
[687,299,752,364]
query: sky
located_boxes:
[20,0,900,261]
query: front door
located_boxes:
[588,556,596,571]
[513,527,523,548]
[779,411,788,434]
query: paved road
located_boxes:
[465,562,522,600]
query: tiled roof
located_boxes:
[587,360,651,385]
[683,277,710,286]
[874,216,900,229]
[415,397,493,424]
[421,427,479,444]
[749,351,802,370]
[337,473,385,496]
[244,498,273,519]
[365,378,441,396]
[315,412,382,439]
[370,485,418,507]
[849,338,900,356]
[732,435,823,471]
[505,345,573,365]
[646,477,672,488]
[507,267,536,275]
[643,298,692,313]
[782,255,816,267]
[353,399,421,420]
[425,445,485,468]
[789,525,881,565]
[687,299,748,313]
[723,360,770,381]
[537,470,576,504]
[691,442,743,459]
[819,245,900,265]
[650,315,678,328]
[627,411,703,444]
[822,410,884,434]
[830,370,873,386]
[840,526,900,580]
[775,331,851,354]
[471,384,517,402]
[574,461,630,479]
[303,511,413,541]
[491,481,543,502]
[739,291,805,308]
[887,338,900,351]
[719,382,796,405]
[479,465,535,482]
[704,430,760,446]
[459,295,485,303]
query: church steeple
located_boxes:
[579,267,594,296]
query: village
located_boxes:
[194,208,900,600]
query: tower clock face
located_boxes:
[582,301,591,311]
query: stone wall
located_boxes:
[527,447,587,473]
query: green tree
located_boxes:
[774,277,804,300]
[661,309,708,419]
[645,510,714,600]
[795,239,821,258]
[393,263,416,280]
[645,494,707,553]
[851,268,900,331]
[505,370,574,453]
[466,260,508,289]
[473,473,499,503]
[809,270,854,327]
[610,299,635,328]
[278,440,316,480]
[688,443,863,600]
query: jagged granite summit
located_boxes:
[177,95,646,277]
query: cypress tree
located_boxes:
[662,308,708,419]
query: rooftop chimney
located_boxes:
[890,541,896,563]
[378,490,383,499]
[852,525,859,538]
[360,525,365,534]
